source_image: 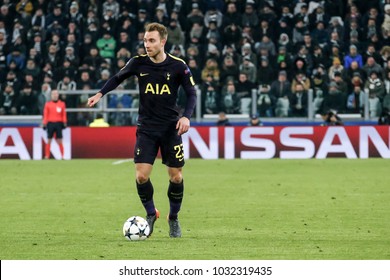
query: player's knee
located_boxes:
[169,173,183,184]
[136,173,149,184]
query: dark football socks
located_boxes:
[136,179,156,216]
[167,180,184,220]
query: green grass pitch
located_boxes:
[0,159,389,260]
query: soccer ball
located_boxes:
[123,216,150,241]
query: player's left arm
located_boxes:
[176,65,197,136]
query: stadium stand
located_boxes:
[0,0,389,126]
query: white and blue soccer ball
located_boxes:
[123,216,150,241]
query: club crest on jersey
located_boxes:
[166,72,171,81]
[144,83,171,95]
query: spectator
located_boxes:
[275,94,290,117]
[365,70,386,101]
[28,33,44,58]
[0,5,14,35]
[167,19,184,47]
[201,74,220,115]
[363,43,381,64]
[185,4,204,33]
[0,84,18,115]
[89,113,110,127]
[253,19,274,43]
[242,2,259,28]
[379,46,390,69]
[38,83,51,112]
[309,4,330,31]
[64,45,79,68]
[239,56,257,84]
[240,42,257,66]
[378,108,390,125]
[236,72,256,99]
[344,44,363,69]
[17,85,37,115]
[46,4,66,28]
[153,5,169,27]
[201,58,220,83]
[222,2,241,28]
[77,70,93,90]
[368,91,382,118]
[188,22,204,48]
[56,74,77,109]
[291,71,311,93]
[270,70,292,101]
[363,56,384,79]
[53,58,76,83]
[257,84,273,117]
[255,35,276,57]
[292,46,313,75]
[276,15,293,40]
[116,47,131,62]
[118,17,136,44]
[22,73,39,92]
[344,60,366,86]
[205,35,220,60]
[257,56,275,86]
[290,82,308,117]
[44,43,61,69]
[332,71,348,103]
[68,2,83,27]
[23,58,40,81]
[292,18,308,44]
[327,16,345,41]
[187,58,201,85]
[384,69,390,95]
[30,8,46,35]
[96,30,116,63]
[321,82,345,113]
[221,80,240,114]
[222,23,242,49]
[83,47,105,77]
[248,113,262,126]
[204,6,223,29]
[6,47,25,70]
[220,55,239,85]
[346,85,365,114]
[321,110,344,126]
[328,57,344,80]
[96,69,110,89]
[276,46,293,67]
[216,111,231,126]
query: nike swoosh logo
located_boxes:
[140,73,149,76]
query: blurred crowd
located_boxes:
[1,0,390,126]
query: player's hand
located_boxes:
[176,117,190,136]
[62,123,67,129]
[87,92,103,107]
[42,125,47,130]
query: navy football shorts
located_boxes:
[47,122,63,139]
[134,127,185,168]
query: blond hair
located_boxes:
[145,22,168,40]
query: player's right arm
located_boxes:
[87,57,137,107]
[87,92,103,107]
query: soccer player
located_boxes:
[87,23,197,238]
[42,89,67,159]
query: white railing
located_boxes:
[0,87,373,125]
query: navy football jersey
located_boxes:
[99,53,197,129]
